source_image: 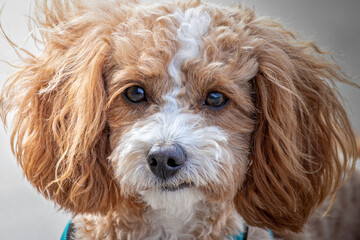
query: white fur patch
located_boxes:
[142,190,204,239]
[141,188,204,213]
[168,6,211,90]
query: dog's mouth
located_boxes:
[161,182,193,191]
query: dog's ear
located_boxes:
[234,20,358,233]
[1,1,120,213]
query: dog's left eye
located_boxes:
[205,91,229,108]
[124,86,146,103]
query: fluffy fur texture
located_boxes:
[1,0,358,239]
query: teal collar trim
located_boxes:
[230,224,249,240]
[230,225,274,240]
[231,232,246,240]
[60,221,71,240]
[61,220,74,240]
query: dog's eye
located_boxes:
[124,86,146,103]
[205,91,228,108]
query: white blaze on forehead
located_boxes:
[168,7,211,90]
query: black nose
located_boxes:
[147,143,186,180]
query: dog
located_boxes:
[1,0,359,239]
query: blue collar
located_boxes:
[61,220,74,240]
[230,225,274,240]
[231,224,249,240]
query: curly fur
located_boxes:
[1,0,358,239]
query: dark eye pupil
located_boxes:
[125,86,145,103]
[205,91,227,107]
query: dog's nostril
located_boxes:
[149,158,158,167]
[167,158,179,168]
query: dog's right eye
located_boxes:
[124,86,146,103]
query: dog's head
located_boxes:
[1,0,357,233]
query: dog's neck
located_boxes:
[73,199,244,239]
[145,204,202,239]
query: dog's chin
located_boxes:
[140,185,204,214]
[160,182,193,191]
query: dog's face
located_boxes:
[1,0,357,233]
[107,6,254,211]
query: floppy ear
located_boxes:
[234,20,358,233]
[1,1,120,213]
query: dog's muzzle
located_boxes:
[147,143,186,180]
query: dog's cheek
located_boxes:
[228,134,252,185]
[195,114,253,201]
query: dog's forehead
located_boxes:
[110,3,258,105]
[112,6,210,78]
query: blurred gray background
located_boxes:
[0,0,359,239]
